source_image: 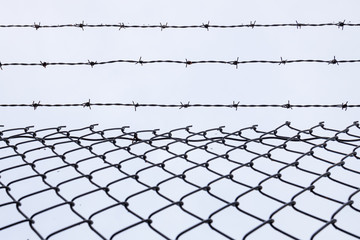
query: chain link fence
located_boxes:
[0,122,359,239]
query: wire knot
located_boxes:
[119,23,126,30]
[337,20,346,30]
[76,21,85,30]
[82,99,91,109]
[160,22,168,31]
[249,21,256,29]
[342,101,348,111]
[136,57,144,65]
[328,56,339,65]
[132,101,139,111]
[232,101,240,110]
[88,60,97,68]
[202,21,210,31]
[33,22,41,30]
[132,133,139,143]
[295,21,302,29]
[32,101,41,110]
[232,57,239,69]
[185,59,192,67]
[180,101,190,109]
[40,61,48,68]
[282,100,292,109]
[279,57,287,65]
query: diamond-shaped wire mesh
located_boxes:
[0,122,359,239]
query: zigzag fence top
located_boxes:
[0,122,359,239]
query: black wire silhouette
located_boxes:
[0,122,359,239]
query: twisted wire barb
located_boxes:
[0,101,357,110]
[0,21,356,30]
[0,57,358,69]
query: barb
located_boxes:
[31,101,41,110]
[0,58,360,69]
[82,99,91,109]
[282,100,292,109]
[0,21,359,30]
[0,101,359,110]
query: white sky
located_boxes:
[1,0,360,132]
[0,1,360,239]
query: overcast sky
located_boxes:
[1,1,360,239]
[1,0,360,132]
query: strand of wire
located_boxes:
[0,101,356,111]
[0,21,356,30]
[0,57,357,69]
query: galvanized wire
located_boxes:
[0,123,359,239]
[0,57,357,69]
[0,101,357,111]
[0,21,357,30]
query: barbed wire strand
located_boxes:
[0,57,358,69]
[0,101,356,111]
[0,21,356,30]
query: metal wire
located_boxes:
[0,57,358,69]
[0,21,357,30]
[0,101,357,111]
[0,122,359,239]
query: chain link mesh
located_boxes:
[0,122,359,239]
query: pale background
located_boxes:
[0,1,360,239]
[0,0,360,131]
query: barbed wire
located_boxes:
[0,100,357,111]
[0,20,357,30]
[0,123,359,239]
[0,57,358,69]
